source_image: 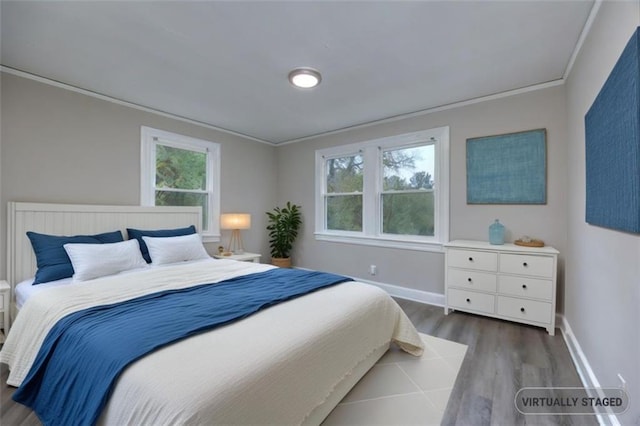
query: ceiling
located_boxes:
[1,1,594,145]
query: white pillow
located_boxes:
[63,239,148,281]
[142,233,210,265]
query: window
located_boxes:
[141,127,220,241]
[325,153,363,232]
[382,144,435,236]
[315,127,449,251]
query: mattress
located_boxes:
[15,277,72,309]
[1,259,424,425]
[14,263,162,309]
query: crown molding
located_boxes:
[2,65,570,148]
[278,79,565,146]
[563,0,602,80]
[0,66,275,146]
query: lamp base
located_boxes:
[227,229,245,255]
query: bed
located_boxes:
[1,202,424,425]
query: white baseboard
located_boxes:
[355,277,445,307]
[301,269,620,424]
[558,314,620,426]
[292,267,445,307]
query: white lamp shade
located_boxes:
[220,213,251,230]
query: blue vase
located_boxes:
[489,219,505,245]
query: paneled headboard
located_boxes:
[7,202,202,288]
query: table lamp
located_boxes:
[220,213,251,254]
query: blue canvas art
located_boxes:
[467,129,546,204]
[585,27,640,234]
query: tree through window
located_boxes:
[141,127,220,240]
[315,127,449,250]
[382,144,435,236]
[325,154,363,231]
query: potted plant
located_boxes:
[266,202,301,268]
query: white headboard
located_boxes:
[7,202,202,287]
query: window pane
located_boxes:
[326,154,363,193]
[156,145,207,190]
[382,192,434,236]
[326,195,362,231]
[383,145,434,190]
[156,190,208,229]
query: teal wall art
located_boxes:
[466,129,547,204]
[585,27,640,234]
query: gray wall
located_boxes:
[276,85,568,298]
[0,72,277,277]
[5,12,638,421]
[565,2,640,424]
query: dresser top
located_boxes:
[445,240,559,255]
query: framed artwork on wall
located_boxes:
[466,129,547,204]
[585,26,640,234]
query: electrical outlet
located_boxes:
[618,373,626,390]
[369,265,377,275]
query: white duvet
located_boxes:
[1,259,424,425]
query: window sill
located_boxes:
[314,232,444,253]
[202,233,221,244]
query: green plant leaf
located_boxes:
[265,202,302,258]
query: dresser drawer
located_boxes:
[447,249,497,272]
[498,276,553,301]
[448,288,495,315]
[448,269,497,292]
[496,296,552,324]
[499,254,553,278]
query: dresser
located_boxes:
[444,240,558,335]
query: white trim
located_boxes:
[315,126,449,248]
[140,126,221,241]
[563,0,603,80]
[558,314,621,426]
[0,66,273,146]
[315,232,443,253]
[292,267,444,306]
[278,80,563,146]
[2,66,566,147]
[356,278,445,307]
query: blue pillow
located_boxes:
[127,225,196,263]
[27,230,124,285]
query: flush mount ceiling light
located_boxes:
[288,67,322,89]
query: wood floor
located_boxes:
[396,299,597,426]
[0,299,595,426]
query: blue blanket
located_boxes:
[13,268,352,426]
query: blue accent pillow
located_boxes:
[27,230,124,285]
[127,225,196,263]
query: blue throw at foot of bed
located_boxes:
[13,268,353,426]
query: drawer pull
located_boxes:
[468,257,474,262]
[522,284,527,289]
[467,278,472,283]
[523,262,528,267]
[520,307,525,313]
[466,298,471,303]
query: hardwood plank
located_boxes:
[0,299,597,425]
[395,299,598,426]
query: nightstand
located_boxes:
[213,252,261,263]
[0,280,9,343]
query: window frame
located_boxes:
[322,150,365,233]
[315,127,449,252]
[140,126,221,242]
[380,141,437,238]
